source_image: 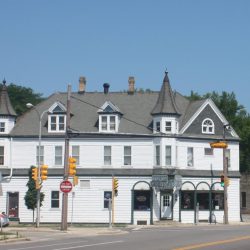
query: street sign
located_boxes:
[60,180,73,193]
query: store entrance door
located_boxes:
[160,191,172,219]
[8,192,19,218]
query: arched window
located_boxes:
[202,118,214,134]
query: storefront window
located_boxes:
[181,191,194,210]
[197,192,209,210]
[212,192,224,210]
[134,190,151,211]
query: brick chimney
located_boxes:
[78,76,86,93]
[128,76,135,94]
[103,83,110,94]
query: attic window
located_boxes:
[202,118,214,134]
[48,102,67,133]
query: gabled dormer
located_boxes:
[0,79,17,134]
[151,72,181,134]
[48,101,67,133]
[98,101,121,133]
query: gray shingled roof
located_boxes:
[0,81,17,117]
[11,89,202,136]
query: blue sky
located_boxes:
[1,1,250,112]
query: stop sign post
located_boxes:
[60,180,73,193]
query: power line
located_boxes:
[70,95,164,134]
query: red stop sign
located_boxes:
[60,180,73,193]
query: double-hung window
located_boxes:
[156,122,160,132]
[165,121,172,133]
[124,146,132,165]
[36,146,44,166]
[0,122,5,132]
[104,191,112,209]
[51,191,60,208]
[155,145,160,166]
[165,146,171,166]
[49,115,65,132]
[100,115,116,132]
[72,146,80,165]
[0,146,4,165]
[104,146,112,166]
[225,149,231,169]
[187,147,194,167]
[55,146,63,165]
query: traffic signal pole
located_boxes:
[61,85,71,231]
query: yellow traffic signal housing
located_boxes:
[113,178,119,196]
[69,157,77,176]
[210,141,228,149]
[32,167,38,181]
[225,177,231,186]
[41,165,48,181]
[73,176,79,186]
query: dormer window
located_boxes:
[0,122,5,132]
[101,115,116,132]
[165,121,172,133]
[98,101,121,133]
[156,122,160,132]
[48,102,67,133]
[202,118,214,134]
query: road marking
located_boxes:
[5,240,88,250]
[172,235,250,250]
[52,240,124,250]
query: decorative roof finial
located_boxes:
[2,78,6,85]
[165,68,168,74]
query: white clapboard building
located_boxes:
[0,73,240,225]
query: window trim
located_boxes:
[0,122,5,133]
[0,146,4,165]
[99,115,117,132]
[36,145,44,166]
[124,146,132,166]
[104,191,112,209]
[51,191,60,208]
[202,118,214,134]
[165,145,171,166]
[165,121,172,133]
[187,147,194,167]
[155,145,160,166]
[48,114,66,133]
[104,146,112,166]
[72,145,80,165]
[55,146,63,166]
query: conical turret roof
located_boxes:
[151,72,180,116]
[0,80,17,117]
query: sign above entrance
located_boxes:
[151,175,182,190]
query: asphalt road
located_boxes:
[1,224,250,250]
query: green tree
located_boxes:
[1,83,44,115]
[24,166,45,223]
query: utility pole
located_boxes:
[223,124,229,224]
[61,85,71,231]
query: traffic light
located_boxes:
[69,157,76,176]
[32,167,38,181]
[113,178,119,196]
[73,176,79,186]
[41,165,48,181]
[220,174,225,187]
[225,177,231,187]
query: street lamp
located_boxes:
[26,103,48,227]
